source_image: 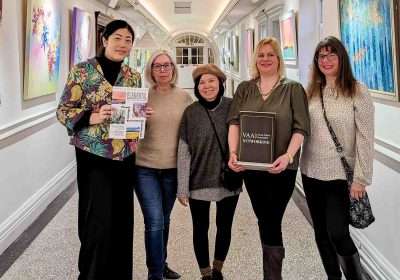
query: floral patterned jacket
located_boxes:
[57,58,141,160]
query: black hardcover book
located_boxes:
[237,111,276,170]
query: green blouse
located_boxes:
[57,58,141,160]
[227,77,310,169]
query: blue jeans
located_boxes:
[135,166,178,280]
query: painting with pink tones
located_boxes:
[70,7,93,68]
[279,10,297,62]
[24,0,61,100]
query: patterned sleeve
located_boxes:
[177,111,191,197]
[226,81,246,125]
[290,83,310,136]
[56,65,88,136]
[353,84,374,186]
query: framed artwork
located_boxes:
[70,7,93,68]
[0,0,3,22]
[279,10,297,64]
[24,0,61,100]
[245,29,255,67]
[232,35,239,72]
[94,11,113,56]
[339,0,399,101]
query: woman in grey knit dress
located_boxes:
[177,64,241,280]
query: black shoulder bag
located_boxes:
[320,89,375,229]
[203,107,243,192]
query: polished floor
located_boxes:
[1,186,325,280]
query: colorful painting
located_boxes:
[279,11,297,62]
[340,0,397,97]
[70,7,93,68]
[24,0,61,100]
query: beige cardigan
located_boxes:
[300,83,374,186]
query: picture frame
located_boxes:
[245,28,255,69]
[279,10,298,65]
[0,0,3,23]
[232,34,239,72]
[70,7,93,68]
[339,0,399,101]
[23,0,61,100]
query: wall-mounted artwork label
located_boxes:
[70,7,93,68]
[340,0,398,99]
[24,0,61,100]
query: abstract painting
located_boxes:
[24,0,61,100]
[70,7,93,68]
[340,0,397,98]
[279,11,297,62]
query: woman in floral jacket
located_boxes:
[57,20,141,280]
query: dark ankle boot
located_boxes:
[262,244,285,280]
[163,262,181,279]
[212,268,224,280]
[337,252,364,280]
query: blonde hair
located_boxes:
[144,49,178,87]
[250,37,286,79]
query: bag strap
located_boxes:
[319,85,353,185]
[202,106,227,160]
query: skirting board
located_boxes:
[0,161,76,255]
[294,182,400,280]
[351,229,400,280]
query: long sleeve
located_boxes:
[226,81,246,125]
[353,85,374,186]
[56,66,88,136]
[290,83,310,136]
[177,139,191,197]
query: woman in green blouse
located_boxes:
[227,37,310,280]
[57,20,143,280]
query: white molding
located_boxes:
[0,161,76,255]
[351,230,400,280]
[295,179,400,279]
[0,108,56,141]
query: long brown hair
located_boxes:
[307,36,357,99]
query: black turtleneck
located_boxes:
[96,55,123,86]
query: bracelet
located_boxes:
[286,152,294,164]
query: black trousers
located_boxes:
[75,148,135,280]
[189,195,239,269]
[244,169,297,246]
[302,174,358,278]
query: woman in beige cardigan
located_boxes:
[301,36,374,280]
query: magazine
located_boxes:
[109,87,148,140]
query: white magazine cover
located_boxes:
[109,87,148,140]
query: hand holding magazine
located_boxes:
[109,87,149,140]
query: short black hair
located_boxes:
[102,20,135,41]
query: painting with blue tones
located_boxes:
[340,0,396,96]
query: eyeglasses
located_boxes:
[317,53,338,62]
[152,63,174,72]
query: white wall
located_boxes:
[0,0,150,255]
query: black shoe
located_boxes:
[163,263,181,279]
[337,252,365,280]
[212,269,224,280]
